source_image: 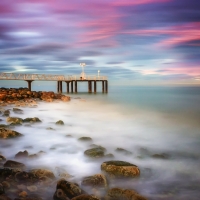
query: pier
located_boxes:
[0,73,108,93]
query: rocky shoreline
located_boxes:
[0,88,148,200]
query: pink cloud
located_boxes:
[124,22,200,47]
[112,0,170,6]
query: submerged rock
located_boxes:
[6,117,23,125]
[15,150,29,159]
[30,169,55,179]
[0,155,6,162]
[84,147,106,158]
[81,174,108,188]
[13,108,23,114]
[55,120,64,125]
[78,137,92,142]
[105,187,147,200]
[53,179,85,200]
[2,110,10,117]
[115,148,132,155]
[3,160,25,169]
[23,117,41,123]
[71,194,100,200]
[0,128,23,139]
[101,161,140,178]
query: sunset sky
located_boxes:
[0,0,200,85]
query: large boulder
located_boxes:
[30,169,55,179]
[53,179,85,200]
[78,137,92,142]
[15,150,29,159]
[23,117,41,123]
[0,128,23,139]
[55,120,64,125]
[105,188,147,200]
[101,161,140,178]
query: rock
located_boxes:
[104,154,114,158]
[105,188,147,200]
[1,181,10,190]
[61,96,70,102]
[115,148,132,155]
[46,127,55,130]
[0,124,8,128]
[78,137,92,142]
[2,110,10,117]
[0,168,22,182]
[23,117,41,123]
[0,194,12,200]
[3,160,25,169]
[71,194,100,200]
[84,147,106,158]
[152,153,169,159]
[53,179,85,200]
[0,155,6,162]
[15,151,29,159]
[81,174,108,188]
[0,183,4,194]
[0,128,23,139]
[30,169,55,179]
[27,185,37,192]
[13,108,23,114]
[101,161,140,178]
[55,120,64,125]
[6,117,23,125]
[19,191,27,197]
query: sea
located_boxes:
[1,81,200,199]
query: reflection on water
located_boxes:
[0,86,200,199]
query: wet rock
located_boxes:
[152,153,169,159]
[14,197,43,200]
[0,155,6,162]
[53,179,85,200]
[56,120,64,125]
[0,128,23,139]
[0,124,8,128]
[104,154,114,158]
[13,108,23,114]
[71,194,100,200]
[55,167,73,179]
[18,191,27,197]
[30,169,55,179]
[0,194,12,200]
[27,185,37,192]
[3,160,25,169]
[15,150,29,159]
[105,188,147,200]
[2,110,10,117]
[15,171,39,184]
[0,183,4,194]
[1,181,10,190]
[23,117,41,123]
[84,146,106,158]
[115,148,132,155]
[46,127,55,130]
[101,161,140,178]
[0,168,22,182]
[6,117,23,125]
[78,137,92,142]
[81,174,108,189]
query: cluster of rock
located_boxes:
[0,87,70,105]
[0,156,147,200]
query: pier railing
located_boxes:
[0,73,107,81]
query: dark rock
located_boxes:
[14,171,39,184]
[0,155,6,162]
[115,148,132,155]
[15,150,29,159]
[105,187,147,200]
[81,174,108,188]
[46,127,55,130]
[3,160,25,169]
[0,128,23,139]
[0,168,22,182]
[0,183,4,194]
[152,153,169,159]
[0,124,8,128]
[23,117,41,123]
[56,120,64,125]
[78,137,92,142]
[84,147,106,158]
[0,194,12,200]
[53,179,85,200]
[13,108,23,114]
[2,110,10,117]
[104,154,114,158]
[101,161,140,178]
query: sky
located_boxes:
[0,0,200,85]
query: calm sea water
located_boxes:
[1,83,200,199]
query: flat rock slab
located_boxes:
[101,161,140,178]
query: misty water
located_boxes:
[1,84,200,199]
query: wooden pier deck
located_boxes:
[0,73,108,93]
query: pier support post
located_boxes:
[57,81,62,93]
[26,80,33,91]
[88,81,92,93]
[60,81,63,93]
[71,81,74,93]
[75,81,77,93]
[66,81,69,93]
[102,81,105,93]
[105,80,108,93]
[94,81,96,93]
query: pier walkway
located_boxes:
[0,73,108,93]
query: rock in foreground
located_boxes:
[101,161,140,178]
[0,128,23,139]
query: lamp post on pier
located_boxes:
[98,70,100,78]
[80,63,86,79]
